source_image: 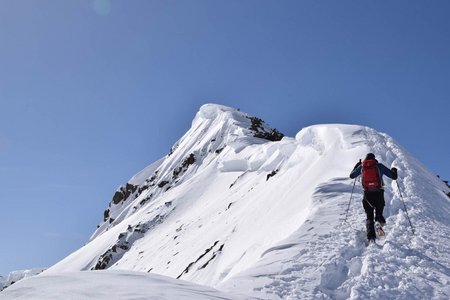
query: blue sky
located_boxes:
[1,0,449,275]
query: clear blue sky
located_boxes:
[1,0,449,275]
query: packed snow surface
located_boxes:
[0,270,241,300]
[3,104,449,299]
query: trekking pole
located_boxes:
[396,181,415,235]
[343,178,357,224]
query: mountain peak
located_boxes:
[193,103,284,143]
[42,105,450,300]
[194,103,239,122]
[89,104,285,240]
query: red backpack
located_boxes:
[362,159,382,191]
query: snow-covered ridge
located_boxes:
[30,104,450,299]
[0,268,45,292]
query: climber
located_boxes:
[349,153,398,241]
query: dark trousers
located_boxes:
[363,191,385,239]
[362,191,385,222]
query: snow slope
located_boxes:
[0,269,44,292]
[0,270,241,300]
[4,104,449,299]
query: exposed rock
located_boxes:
[437,175,450,198]
[200,244,224,269]
[158,181,169,188]
[103,209,110,222]
[139,194,153,207]
[112,191,124,205]
[168,143,179,157]
[247,116,284,141]
[266,169,279,181]
[146,173,158,185]
[93,214,168,270]
[112,183,138,205]
[177,240,221,279]
[173,153,196,179]
[138,185,149,194]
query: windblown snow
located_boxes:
[2,104,449,300]
[0,269,44,292]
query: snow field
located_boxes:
[0,270,242,300]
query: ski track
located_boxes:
[254,173,450,299]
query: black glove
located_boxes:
[391,167,398,180]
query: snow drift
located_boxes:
[0,269,44,292]
[0,270,241,300]
[3,104,449,299]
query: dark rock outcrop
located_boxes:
[112,183,138,205]
[266,169,279,181]
[173,153,196,179]
[93,214,168,270]
[247,116,284,141]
